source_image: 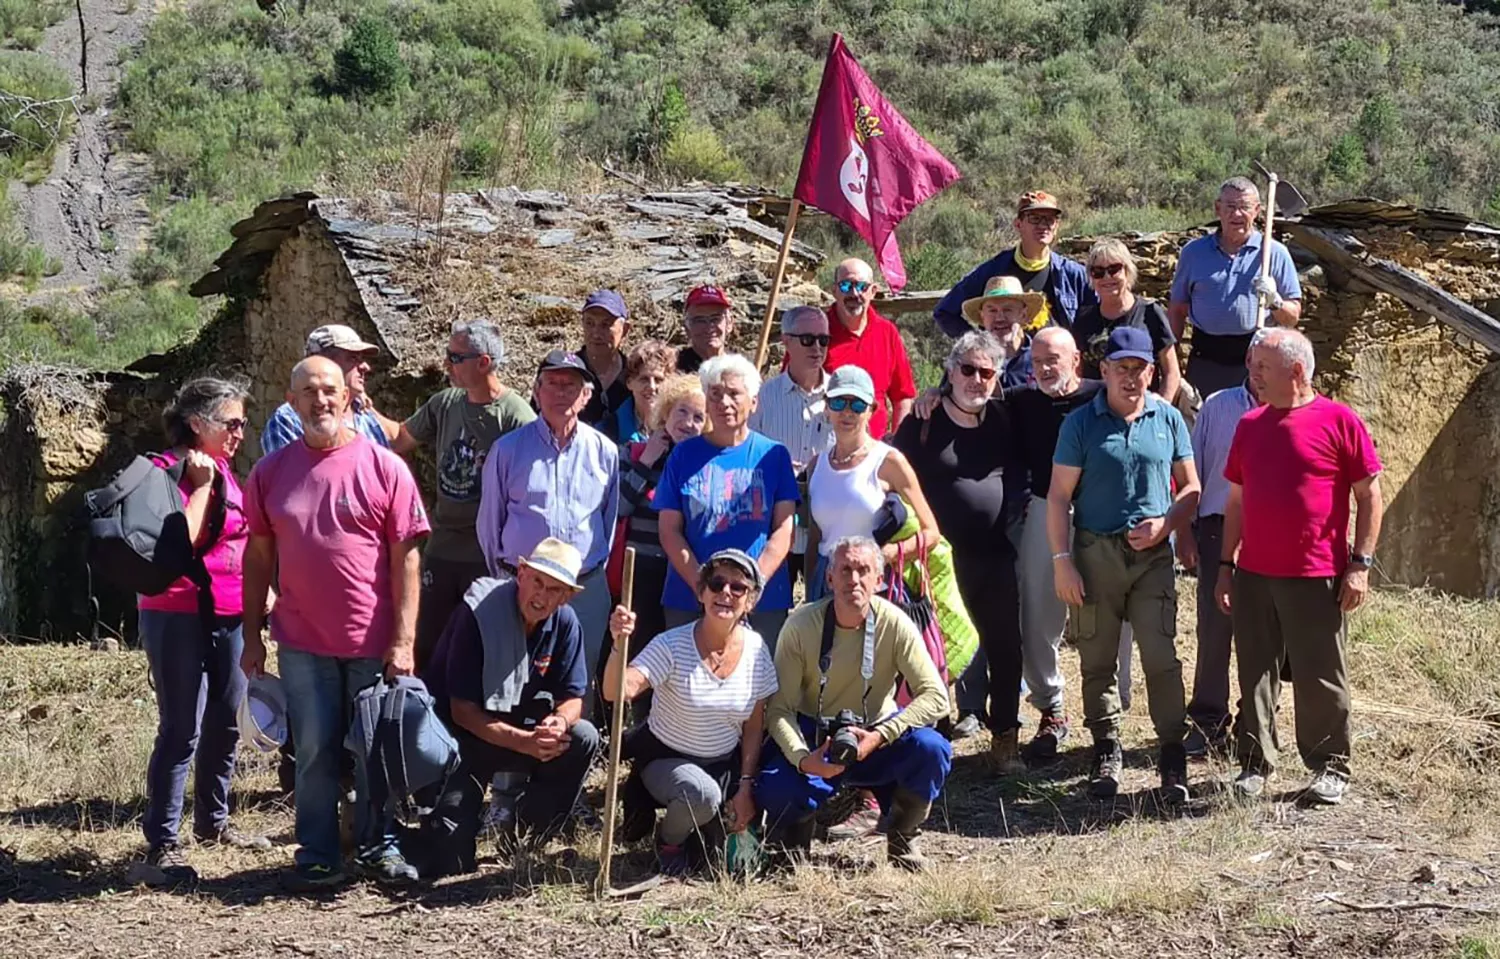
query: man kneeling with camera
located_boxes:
[757,535,952,870]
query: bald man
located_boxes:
[242,356,431,891]
[824,258,916,438]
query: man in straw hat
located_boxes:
[934,190,1096,337]
[960,275,1048,390]
[420,537,602,875]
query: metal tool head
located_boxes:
[1251,160,1310,217]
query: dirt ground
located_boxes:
[2,584,1499,958]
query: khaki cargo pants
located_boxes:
[1068,531,1188,745]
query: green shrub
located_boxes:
[0,0,67,44]
[662,124,743,182]
[334,16,407,97]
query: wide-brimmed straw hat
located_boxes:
[518,537,586,591]
[961,275,1047,328]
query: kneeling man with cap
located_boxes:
[421,538,602,875]
[756,535,951,871]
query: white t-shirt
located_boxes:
[631,622,779,759]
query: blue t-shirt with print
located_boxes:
[653,431,801,612]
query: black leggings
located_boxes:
[953,549,1023,735]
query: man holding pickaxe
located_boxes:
[1168,177,1302,398]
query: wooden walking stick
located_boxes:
[595,547,635,898]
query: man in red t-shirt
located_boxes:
[1214,329,1383,807]
[824,258,917,439]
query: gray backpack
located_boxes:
[347,677,461,824]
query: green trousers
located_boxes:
[1068,531,1188,745]
[1231,571,1351,779]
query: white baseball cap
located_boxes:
[237,673,289,753]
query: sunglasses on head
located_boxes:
[792,333,831,348]
[958,363,996,382]
[447,350,481,364]
[1090,263,1125,279]
[827,396,871,414]
[706,576,751,597]
[836,279,873,295]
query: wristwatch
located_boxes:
[1349,552,1374,570]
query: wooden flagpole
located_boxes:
[753,199,803,371]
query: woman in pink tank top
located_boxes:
[133,378,269,886]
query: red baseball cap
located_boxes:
[685,285,732,310]
[1016,190,1064,217]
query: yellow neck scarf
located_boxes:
[1014,245,1049,272]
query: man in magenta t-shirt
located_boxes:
[1214,328,1384,807]
[242,355,430,891]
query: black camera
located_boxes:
[824,709,863,766]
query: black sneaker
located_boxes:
[1089,740,1122,799]
[194,823,272,851]
[129,842,198,887]
[1184,721,1230,760]
[1025,712,1070,764]
[1159,743,1190,805]
[355,850,420,886]
[282,862,349,893]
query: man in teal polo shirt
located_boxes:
[1168,177,1302,397]
[1046,327,1201,803]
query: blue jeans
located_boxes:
[756,715,951,828]
[140,609,245,848]
[279,648,393,867]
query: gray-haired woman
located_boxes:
[134,377,269,886]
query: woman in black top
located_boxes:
[1071,238,1181,402]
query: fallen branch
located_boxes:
[1319,893,1499,916]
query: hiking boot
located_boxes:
[1025,712,1070,764]
[885,788,932,872]
[949,712,983,741]
[826,792,881,840]
[355,850,419,886]
[1232,769,1268,801]
[1303,769,1347,807]
[988,728,1026,775]
[129,842,198,887]
[656,841,692,877]
[1184,721,1230,760]
[1089,739,1123,799]
[195,823,271,851]
[1158,743,1190,805]
[282,862,348,893]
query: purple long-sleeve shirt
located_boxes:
[476,417,619,575]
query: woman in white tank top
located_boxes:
[805,366,942,599]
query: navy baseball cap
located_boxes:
[1104,327,1155,363]
[583,289,628,319]
[537,349,597,386]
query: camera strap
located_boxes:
[815,599,877,726]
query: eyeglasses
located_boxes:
[447,351,482,364]
[836,279,873,295]
[793,333,831,348]
[958,363,997,382]
[706,576,751,597]
[827,396,871,413]
[213,417,248,432]
[1021,213,1060,227]
[1090,263,1125,279]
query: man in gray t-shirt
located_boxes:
[392,320,535,669]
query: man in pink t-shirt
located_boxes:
[242,355,429,891]
[1214,329,1383,807]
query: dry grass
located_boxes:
[2,582,1499,956]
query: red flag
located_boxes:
[793,34,960,291]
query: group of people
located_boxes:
[130,177,1384,892]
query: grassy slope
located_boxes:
[2,585,1500,955]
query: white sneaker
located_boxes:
[1304,769,1347,806]
[1232,770,1267,801]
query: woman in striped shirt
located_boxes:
[603,549,778,876]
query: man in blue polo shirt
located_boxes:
[1168,177,1302,397]
[420,538,601,875]
[260,324,395,455]
[1046,327,1201,804]
[933,190,1096,337]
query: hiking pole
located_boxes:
[595,547,635,898]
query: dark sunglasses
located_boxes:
[214,417,248,432]
[836,279,873,295]
[706,576,751,597]
[958,363,996,382]
[793,333,831,348]
[828,396,871,413]
[447,350,482,364]
[1090,263,1125,279]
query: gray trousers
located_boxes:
[1188,516,1235,730]
[1019,497,1136,717]
[641,756,729,845]
[1232,571,1351,778]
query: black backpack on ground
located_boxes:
[83,454,227,638]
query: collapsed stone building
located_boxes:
[1,189,1497,642]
